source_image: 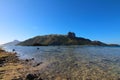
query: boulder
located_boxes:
[25,73,43,80]
[26,74,37,80]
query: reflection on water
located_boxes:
[3,45,120,79]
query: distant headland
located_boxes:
[18,32,120,46]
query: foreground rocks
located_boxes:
[25,73,43,80]
[0,48,44,80]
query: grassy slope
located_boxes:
[18,35,94,46]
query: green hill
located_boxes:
[18,32,109,46]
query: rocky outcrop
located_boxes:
[67,32,76,39]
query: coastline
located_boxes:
[0,48,46,80]
[0,47,120,80]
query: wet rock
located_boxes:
[25,59,29,62]
[33,62,43,67]
[31,58,35,60]
[26,74,37,80]
[86,79,92,80]
[37,48,40,50]
[38,77,43,80]
[66,77,70,80]
[12,49,15,52]
[25,58,34,62]
[25,73,43,80]
[118,78,120,80]
[12,77,23,80]
[0,57,8,66]
[0,49,5,52]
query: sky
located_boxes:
[0,0,120,44]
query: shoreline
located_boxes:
[0,48,46,80]
[0,47,120,80]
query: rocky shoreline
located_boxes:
[0,48,120,80]
[0,48,45,80]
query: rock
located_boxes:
[0,49,5,52]
[86,79,92,80]
[26,74,37,80]
[12,49,15,52]
[25,58,34,62]
[38,77,43,80]
[37,48,40,50]
[67,32,76,39]
[25,59,29,62]
[31,58,35,60]
[12,77,23,80]
[25,73,43,80]
[33,62,43,67]
[118,78,120,80]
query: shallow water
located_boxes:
[3,45,120,61]
[3,45,120,79]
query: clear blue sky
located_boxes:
[0,0,120,44]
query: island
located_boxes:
[18,32,119,46]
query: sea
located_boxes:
[2,45,120,79]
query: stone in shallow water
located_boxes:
[118,78,120,80]
[25,73,43,80]
[26,74,37,80]
[12,77,23,80]
[33,62,43,67]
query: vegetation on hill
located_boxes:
[18,32,112,46]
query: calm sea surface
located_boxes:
[2,45,120,79]
[3,45,120,61]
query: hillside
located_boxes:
[18,32,111,46]
[2,40,20,46]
